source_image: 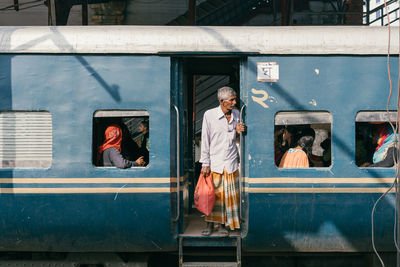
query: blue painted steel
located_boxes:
[0,194,173,251]
[1,52,399,254]
[247,56,399,178]
[247,193,395,252]
[0,54,176,251]
[170,57,183,235]
[4,55,170,179]
[243,55,399,252]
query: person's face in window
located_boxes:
[139,123,148,134]
[282,129,292,146]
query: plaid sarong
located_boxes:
[205,169,240,230]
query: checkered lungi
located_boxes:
[205,169,240,230]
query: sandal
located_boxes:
[218,226,229,237]
[201,222,213,236]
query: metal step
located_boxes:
[179,236,241,267]
[182,262,238,267]
[180,236,239,247]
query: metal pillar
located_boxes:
[82,0,88,25]
[48,0,56,25]
[188,0,196,25]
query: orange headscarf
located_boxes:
[97,125,122,163]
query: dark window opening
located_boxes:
[93,110,149,168]
[356,111,397,168]
[275,111,332,168]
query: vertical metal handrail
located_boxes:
[173,105,180,222]
[239,104,246,222]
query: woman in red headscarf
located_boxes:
[97,125,144,168]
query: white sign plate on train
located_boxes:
[257,62,279,82]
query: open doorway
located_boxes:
[180,57,242,236]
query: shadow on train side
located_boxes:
[268,82,393,181]
[10,28,121,102]
[0,27,122,187]
[0,28,15,183]
[200,26,252,54]
[0,26,398,258]
[74,56,121,102]
[246,63,397,253]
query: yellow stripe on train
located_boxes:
[0,187,171,194]
[0,178,171,184]
[246,187,395,193]
[248,177,396,184]
[0,177,394,184]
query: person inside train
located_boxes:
[279,127,315,168]
[361,123,398,168]
[97,125,145,168]
[120,123,141,162]
[137,120,149,166]
[355,125,371,167]
[274,126,296,166]
[320,134,331,167]
[200,86,245,237]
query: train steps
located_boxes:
[182,262,238,267]
[179,235,241,267]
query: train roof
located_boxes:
[0,26,398,55]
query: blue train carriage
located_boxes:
[0,27,176,254]
[0,26,399,264]
[243,27,400,256]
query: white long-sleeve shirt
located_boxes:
[200,106,240,174]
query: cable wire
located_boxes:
[371,1,397,266]
[372,182,396,267]
[394,5,400,256]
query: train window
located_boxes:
[275,111,332,168]
[0,111,52,169]
[93,110,150,168]
[355,111,397,168]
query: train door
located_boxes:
[172,57,248,237]
[244,56,334,251]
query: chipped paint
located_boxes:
[268,95,277,103]
[315,68,320,75]
[309,99,317,106]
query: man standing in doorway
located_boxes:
[200,86,245,237]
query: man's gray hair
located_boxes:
[217,86,236,101]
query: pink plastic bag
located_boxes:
[194,173,215,216]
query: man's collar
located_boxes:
[217,105,225,119]
[216,106,237,122]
